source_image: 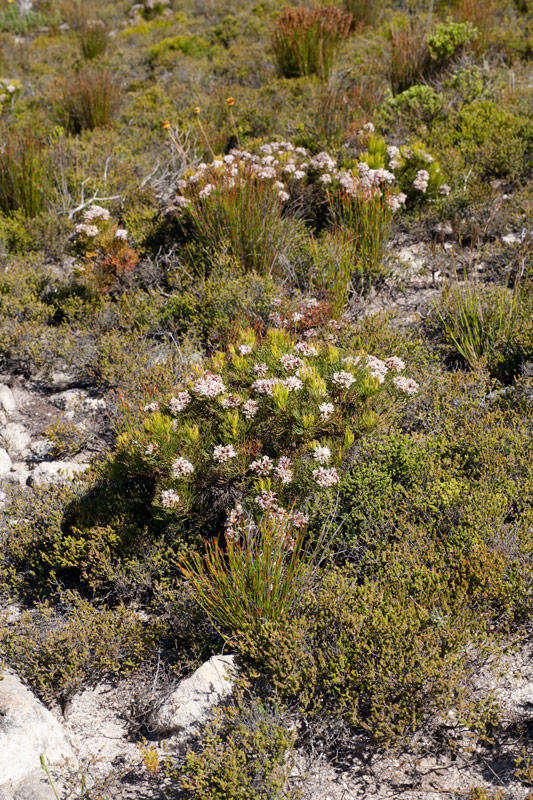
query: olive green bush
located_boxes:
[177,697,295,800]
[0,592,161,706]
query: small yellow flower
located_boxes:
[161,120,170,129]
[226,97,234,106]
[193,106,201,115]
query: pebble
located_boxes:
[1,424,31,456]
[0,449,11,476]
[0,385,16,414]
[30,461,90,487]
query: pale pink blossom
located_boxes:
[385,356,405,373]
[280,353,303,372]
[253,362,268,377]
[242,399,259,419]
[313,444,331,464]
[332,371,355,389]
[169,391,191,413]
[319,402,334,420]
[249,455,273,475]
[161,489,181,508]
[171,456,194,478]
[213,444,238,463]
[312,466,340,487]
[274,456,293,484]
[393,376,419,395]
[193,373,226,399]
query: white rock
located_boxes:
[30,461,90,487]
[0,385,16,414]
[1,424,31,456]
[0,448,11,476]
[148,655,237,738]
[50,372,76,390]
[50,390,82,410]
[0,772,58,800]
[4,464,30,487]
[0,670,74,787]
[30,439,53,458]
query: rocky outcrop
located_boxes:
[0,671,74,797]
[148,655,237,739]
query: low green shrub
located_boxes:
[0,592,160,706]
[177,697,295,800]
[430,98,533,182]
[0,3,45,34]
[427,19,478,62]
[379,85,444,132]
[147,34,211,65]
[272,6,352,81]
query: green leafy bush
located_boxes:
[430,99,533,182]
[379,84,444,130]
[427,19,478,61]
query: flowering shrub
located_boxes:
[71,204,138,294]
[168,133,418,280]
[0,78,21,113]
[272,6,352,81]
[113,300,420,543]
[359,129,448,205]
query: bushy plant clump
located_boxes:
[70,203,139,294]
[53,67,121,133]
[0,129,52,217]
[177,697,295,800]
[0,592,161,706]
[272,6,352,81]
[112,300,420,543]
[432,280,533,382]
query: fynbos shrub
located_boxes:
[272,6,352,81]
[0,129,51,217]
[53,67,121,133]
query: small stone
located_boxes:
[1,424,31,456]
[0,448,11,476]
[148,655,237,739]
[30,461,90,487]
[30,439,53,458]
[50,372,76,390]
[0,385,16,414]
